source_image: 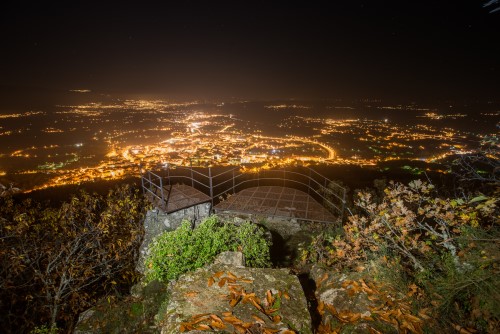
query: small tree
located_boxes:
[0,184,148,332]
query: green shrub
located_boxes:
[145,216,271,282]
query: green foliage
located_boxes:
[29,325,59,334]
[145,216,271,282]
[234,222,271,267]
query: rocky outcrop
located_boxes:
[74,279,170,334]
[159,252,312,334]
[311,265,399,334]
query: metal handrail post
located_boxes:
[148,171,152,194]
[160,175,165,204]
[167,164,170,186]
[140,162,145,195]
[209,167,214,209]
[308,168,311,196]
[341,189,346,223]
[190,159,194,188]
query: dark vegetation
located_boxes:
[0,184,148,333]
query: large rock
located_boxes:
[74,280,170,334]
[310,265,398,334]
[159,252,312,334]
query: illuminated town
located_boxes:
[0,99,498,192]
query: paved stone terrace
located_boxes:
[148,184,211,213]
[214,186,336,222]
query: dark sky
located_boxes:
[1,1,499,101]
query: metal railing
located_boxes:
[141,163,346,222]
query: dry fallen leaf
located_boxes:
[211,319,226,329]
[223,315,243,324]
[213,271,225,278]
[210,314,223,322]
[195,324,211,330]
[317,301,325,315]
[266,290,274,305]
[229,295,241,307]
[227,271,238,279]
[207,276,215,287]
[316,273,329,288]
[184,291,198,298]
[252,314,266,324]
[218,277,227,288]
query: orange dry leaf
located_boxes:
[452,324,477,334]
[252,314,266,324]
[404,313,422,323]
[325,303,337,316]
[211,320,226,329]
[400,320,419,333]
[361,315,374,321]
[210,314,223,322]
[316,273,329,288]
[227,271,238,279]
[250,298,265,312]
[213,271,225,278]
[265,308,279,316]
[218,277,227,288]
[355,265,366,272]
[266,290,274,305]
[369,327,383,334]
[242,292,256,303]
[280,330,296,334]
[417,309,431,320]
[233,324,247,334]
[192,313,210,319]
[230,295,242,307]
[317,301,325,315]
[195,324,211,330]
[192,316,209,324]
[207,276,215,287]
[282,291,290,300]
[222,311,233,317]
[179,323,194,332]
[184,291,198,298]
[263,329,280,334]
[272,315,282,323]
[223,315,243,324]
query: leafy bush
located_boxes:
[145,216,271,282]
[301,179,500,332]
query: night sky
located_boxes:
[1,1,499,102]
